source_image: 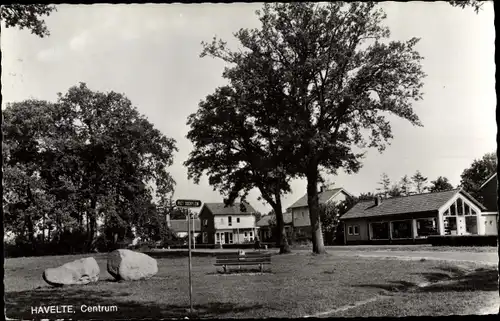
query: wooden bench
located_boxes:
[214,252,272,273]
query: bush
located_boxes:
[428,235,497,247]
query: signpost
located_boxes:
[176,199,202,315]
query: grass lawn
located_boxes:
[5,251,498,319]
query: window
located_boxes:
[465,216,477,234]
[250,231,253,237]
[391,221,412,239]
[203,219,208,227]
[416,218,438,237]
[202,232,208,243]
[348,226,353,235]
[444,217,457,235]
[244,232,247,237]
[443,208,450,216]
[236,217,240,223]
[464,203,471,215]
[353,226,359,235]
[370,222,389,240]
[450,203,457,216]
[457,198,463,215]
[228,216,232,226]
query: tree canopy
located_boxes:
[459,152,497,202]
[3,83,177,254]
[0,4,56,37]
[429,176,454,193]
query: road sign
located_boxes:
[176,199,202,207]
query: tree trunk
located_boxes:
[25,214,37,255]
[306,167,327,254]
[87,198,97,252]
[272,195,291,254]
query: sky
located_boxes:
[1,2,496,215]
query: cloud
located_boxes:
[69,30,91,51]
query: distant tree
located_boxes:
[254,211,263,223]
[388,183,403,198]
[448,1,484,13]
[429,176,454,193]
[201,3,426,254]
[411,170,428,194]
[320,197,357,245]
[400,175,413,196]
[0,4,56,37]
[459,152,497,202]
[376,173,391,199]
[358,192,375,201]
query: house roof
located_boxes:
[256,213,293,227]
[479,172,497,190]
[203,202,257,215]
[340,189,486,220]
[169,219,201,233]
[287,188,350,209]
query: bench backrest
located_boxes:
[215,252,271,264]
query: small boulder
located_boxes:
[107,249,158,281]
[43,257,100,286]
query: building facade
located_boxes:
[199,202,259,245]
[341,188,496,245]
[287,187,353,239]
[256,213,293,242]
[478,173,498,235]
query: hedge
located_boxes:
[428,235,498,247]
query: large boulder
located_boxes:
[43,257,100,286]
[107,249,158,281]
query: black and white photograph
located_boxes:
[2,1,498,319]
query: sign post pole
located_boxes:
[187,207,193,314]
[175,199,202,316]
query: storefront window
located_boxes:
[465,216,478,234]
[371,222,389,240]
[416,218,438,237]
[444,217,457,235]
[391,221,412,239]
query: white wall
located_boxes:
[292,192,348,227]
[480,214,498,235]
[214,214,255,230]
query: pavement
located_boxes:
[151,246,498,265]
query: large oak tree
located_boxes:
[201,3,426,254]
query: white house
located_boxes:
[199,202,258,244]
[287,187,353,238]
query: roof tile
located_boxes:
[204,202,257,215]
[288,188,344,209]
[341,189,459,220]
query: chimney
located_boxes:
[166,213,171,228]
[374,195,382,206]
